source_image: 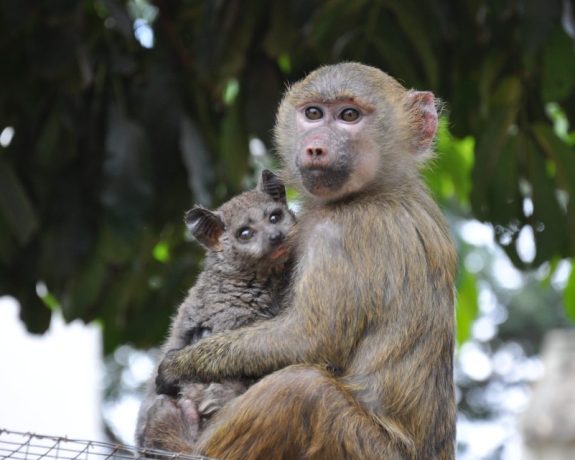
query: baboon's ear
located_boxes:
[184,206,225,251]
[258,169,286,203]
[405,90,438,159]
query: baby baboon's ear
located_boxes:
[184,206,225,251]
[258,169,287,203]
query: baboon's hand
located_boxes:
[155,349,186,396]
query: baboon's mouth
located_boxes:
[300,165,350,195]
[270,245,289,260]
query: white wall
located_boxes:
[0,296,104,441]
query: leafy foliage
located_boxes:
[1,0,574,352]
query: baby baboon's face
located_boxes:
[185,170,295,273]
[218,191,295,270]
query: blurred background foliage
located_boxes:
[1,0,575,453]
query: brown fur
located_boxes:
[156,63,457,459]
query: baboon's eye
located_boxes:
[236,227,254,241]
[269,210,283,224]
[305,106,323,120]
[340,108,360,122]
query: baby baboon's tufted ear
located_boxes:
[258,169,287,203]
[184,206,225,251]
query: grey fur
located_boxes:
[136,172,295,452]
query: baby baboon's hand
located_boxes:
[155,348,186,396]
[140,394,200,451]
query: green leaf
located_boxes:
[219,103,249,193]
[564,261,575,322]
[180,116,214,207]
[153,240,170,263]
[478,52,507,115]
[545,103,574,144]
[472,131,523,267]
[223,78,240,105]
[62,253,108,321]
[532,123,575,199]
[532,123,575,252]
[277,54,292,74]
[456,268,479,345]
[101,107,154,235]
[371,36,420,86]
[243,59,283,145]
[0,157,39,245]
[448,79,480,138]
[263,2,299,58]
[542,28,575,102]
[384,0,438,88]
[525,137,570,264]
[37,282,60,312]
[471,77,522,223]
[215,0,264,79]
[424,117,474,207]
[540,257,560,288]
[0,213,16,264]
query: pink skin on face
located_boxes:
[295,100,379,201]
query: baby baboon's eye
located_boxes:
[304,106,323,120]
[269,210,283,224]
[236,227,254,241]
[339,108,360,122]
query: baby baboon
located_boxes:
[156,63,457,460]
[136,170,295,453]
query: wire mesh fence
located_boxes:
[0,429,211,460]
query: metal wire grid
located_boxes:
[0,429,210,460]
